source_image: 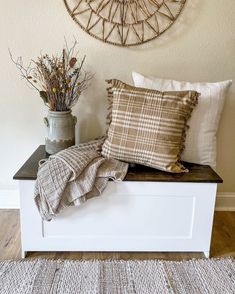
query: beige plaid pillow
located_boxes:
[101,80,199,173]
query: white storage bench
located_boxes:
[14,145,222,258]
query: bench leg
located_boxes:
[204,251,210,258]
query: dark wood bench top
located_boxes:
[13,145,223,183]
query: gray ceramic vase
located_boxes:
[44,110,77,154]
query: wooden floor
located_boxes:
[0,210,234,260]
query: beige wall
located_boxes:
[0,0,234,196]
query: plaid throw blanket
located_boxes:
[34,139,128,221]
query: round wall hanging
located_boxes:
[64,0,186,47]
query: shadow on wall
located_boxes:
[76,110,104,144]
[74,77,106,143]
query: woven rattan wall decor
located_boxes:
[63,0,187,47]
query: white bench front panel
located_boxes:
[19,181,217,254]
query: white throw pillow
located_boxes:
[132,72,232,169]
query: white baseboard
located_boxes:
[0,188,20,209]
[215,192,235,211]
[0,188,234,211]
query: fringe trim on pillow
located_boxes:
[104,79,127,133]
[96,80,118,153]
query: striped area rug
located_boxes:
[0,258,234,293]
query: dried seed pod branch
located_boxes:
[9,40,92,111]
[9,50,40,92]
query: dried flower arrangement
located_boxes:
[9,40,92,111]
